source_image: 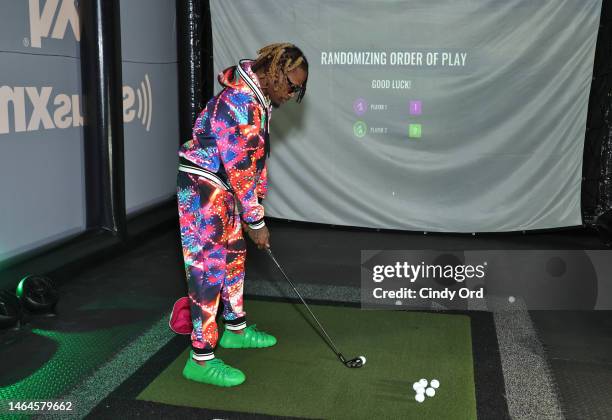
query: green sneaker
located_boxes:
[219,324,277,349]
[182,353,245,387]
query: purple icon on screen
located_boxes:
[353,98,368,116]
[409,100,422,115]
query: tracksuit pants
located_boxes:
[177,171,247,361]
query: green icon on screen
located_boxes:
[408,124,422,138]
[353,121,368,138]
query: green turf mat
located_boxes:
[138,300,476,419]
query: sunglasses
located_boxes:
[285,74,303,95]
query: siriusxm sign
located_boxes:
[0,75,154,134]
[26,0,80,48]
[123,75,154,131]
[10,1,155,135]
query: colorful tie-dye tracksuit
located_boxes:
[177,60,271,360]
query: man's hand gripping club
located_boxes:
[243,223,270,250]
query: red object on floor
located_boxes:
[169,297,192,335]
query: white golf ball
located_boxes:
[430,379,440,389]
[413,382,424,392]
[359,356,366,365]
[425,387,436,397]
[419,378,428,387]
[415,393,425,403]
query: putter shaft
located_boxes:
[265,248,344,358]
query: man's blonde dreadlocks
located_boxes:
[252,43,308,103]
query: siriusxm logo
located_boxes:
[0,75,153,134]
[26,0,80,48]
[123,75,153,131]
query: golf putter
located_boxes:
[265,247,366,368]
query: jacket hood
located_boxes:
[217,65,243,90]
[217,60,270,109]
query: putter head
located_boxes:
[344,356,366,368]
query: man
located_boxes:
[176,43,308,387]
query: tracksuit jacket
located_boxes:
[179,59,271,229]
